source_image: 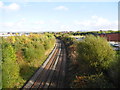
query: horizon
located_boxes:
[0,29,119,33]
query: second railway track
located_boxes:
[22,39,66,89]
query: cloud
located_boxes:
[74,15,118,31]
[49,20,60,24]
[0,1,20,11]
[6,3,20,11]
[54,6,68,11]
[1,18,26,32]
[1,19,46,32]
[0,15,118,32]
[0,1,4,8]
[2,22,14,27]
[60,25,71,31]
[33,21,45,24]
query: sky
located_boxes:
[0,0,119,32]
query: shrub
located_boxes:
[7,36,16,44]
[44,40,51,50]
[23,42,45,62]
[2,44,19,88]
[107,51,120,87]
[72,73,114,88]
[77,35,116,71]
[1,33,56,88]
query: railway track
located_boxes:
[22,39,66,89]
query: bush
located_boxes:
[1,33,56,88]
[61,34,117,88]
[107,51,120,87]
[6,36,16,44]
[23,43,45,62]
[44,40,51,50]
[2,44,19,88]
[72,73,114,88]
[77,35,116,71]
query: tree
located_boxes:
[2,44,19,88]
[7,36,16,43]
[77,35,116,71]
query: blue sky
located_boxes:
[0,1,118,32]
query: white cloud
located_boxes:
[0,1,20,11]
[49,20,60,24]
[0,1,4,8]
[91,15,111,26]
[2,22,14,27]
[6,3,20,11]
[74,16,118,31]
[0,15,118,32]
[54,6,68,11]
[1,18,26,32]
[1,18,46,32]
[60,25,70,31]
[34,21,45,24]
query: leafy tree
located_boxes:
[23,42,45,62]
[7,36,16,44]
[77,35,116,71]
[1,33,56,88]
[2,44,19,88]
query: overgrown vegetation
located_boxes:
[59,34,119,88]
[2,44,20,88]
[77,35,116,71]
[0,33,55,88]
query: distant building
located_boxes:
[98,33,120,42]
